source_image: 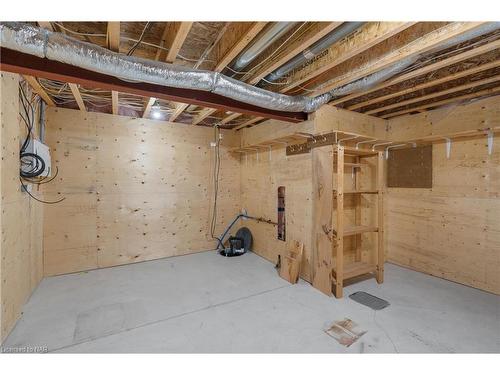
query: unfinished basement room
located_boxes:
[1,3,499,365]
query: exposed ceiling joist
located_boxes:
[142,22,193,119]
[218,22,345,124]
[212,22,268,72]
[220,112,242,124]
[143,97,156,118]
[23,75,55,106]
[349,59,500,111]
[7,21,498,124]
[382,85,500,118]
[220,22,410,125]
[107,22,121,115]
[168,102,189,122]
[156,22,193,63]
[192,108,217,125]
[368,75,500,115]
[331,39,500,107]
[245,22,343,85]
[233,116,264,130]
[313,22,488,96]
[69,83,86,111]
[275,22,415,94]
[37,22,54,31]
[220,112,242,125]
[107,22,121,52]
[174,22,268,124]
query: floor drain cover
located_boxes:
[349,291,389,310]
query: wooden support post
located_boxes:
[376,151,384,283]
[311,147,334,296]
[334,144,344,298]
[354,155,362,262]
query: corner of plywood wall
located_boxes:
[239,118,315,281]
[384,96,500,294]
[0,72,44,343]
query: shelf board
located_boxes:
[334,162,363,168]
[229,133,306,154]
[334,190,379,194]
[343,225,378,236]
[345,190,379,194]
[337,262,376,280]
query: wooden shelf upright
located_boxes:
[331,145,384,298]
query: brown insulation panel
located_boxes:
[387,145,432,188]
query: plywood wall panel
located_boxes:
[0,72,43,343]
[43,108,240,276]
[240,147,314,281]
[386,139,500,294]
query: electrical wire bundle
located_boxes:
[19,82,65,204]
[209,124,223,248]
[126,22,151,56]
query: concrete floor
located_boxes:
[3,251,499,353]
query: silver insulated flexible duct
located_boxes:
[232,22,298,71]
[1,22,499,114]
[265,22,365,82]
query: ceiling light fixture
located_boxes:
[151,100,162,119]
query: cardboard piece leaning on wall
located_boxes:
[279,240,304,284]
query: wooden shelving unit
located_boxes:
[228,133,307,154]
[331,144,384,298]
